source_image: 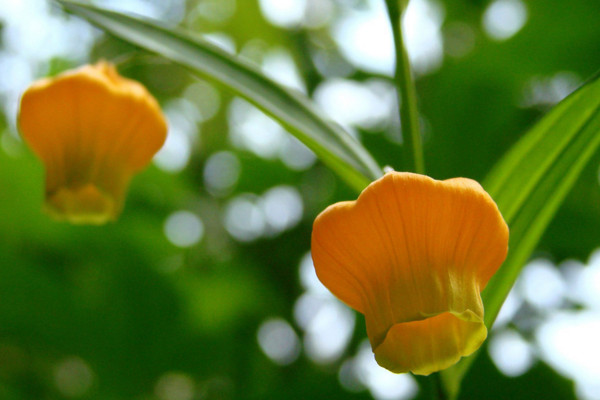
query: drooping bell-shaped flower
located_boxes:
[311,172,508,375]
[18,61,167,224]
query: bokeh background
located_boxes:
[1,0,600,399]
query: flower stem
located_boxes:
[384,0,425,174]
[432,373,449,400]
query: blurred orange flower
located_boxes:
[311,172,508,375]
[18,61,167,224]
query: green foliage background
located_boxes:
[0,0,599,399]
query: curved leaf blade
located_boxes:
[441,71,600,398]
[57,0,382,192]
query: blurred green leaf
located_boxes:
[57,0,382,192]
[442,71,600,398]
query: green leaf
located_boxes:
[441,71,600,398]
[57,1,382,192]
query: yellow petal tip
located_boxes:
[45,184,118,225]
[373,310,487,376]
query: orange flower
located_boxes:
[18,61,167,224]
[311,172,508,375]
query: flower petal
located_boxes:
[311,172,508,374]
[374,310,487,375]
[18,62,167,224]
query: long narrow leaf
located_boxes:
[441,71,600,398]
[57,0,382,192]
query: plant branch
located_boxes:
[384,0,425,174]
[432,373,449,400]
